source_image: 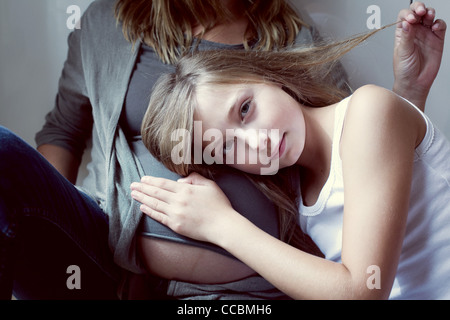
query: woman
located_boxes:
[0,0,344,300]
[0,0,439,299]
[134,9,449,299]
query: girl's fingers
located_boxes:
[140,203,171,226]
[130,184,175,228]
[131,189,171,213]
[131,181,173,203]
[140,175,181,192]
[178,172,215,186]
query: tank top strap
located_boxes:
[330,96,352,167]
[299,95,351,216]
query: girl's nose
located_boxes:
[240,129,269,151]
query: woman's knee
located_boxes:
[0,126,22,144]
[0,126,30,164]
[0,126,47,215]
[0,127,28,184]
[0,126,49,178]
[0,128,24,231]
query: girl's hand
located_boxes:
[393,2,447,111]
[130,173,237,243]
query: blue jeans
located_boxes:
[0,126,122,299]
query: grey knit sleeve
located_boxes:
[35,27,93,163]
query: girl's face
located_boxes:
[194,82,306,174]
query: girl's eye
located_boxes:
[240,100,251,120]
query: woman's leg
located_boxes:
[0,126,121,299]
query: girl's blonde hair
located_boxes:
[141,25,393,257]
[114,0,306,64]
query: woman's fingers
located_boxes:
[396,2,445,43]
[398,2,438,29]
[397,2,432,24]
[410,1,427,15]
[432,19,447,40]
[421,7,436,27]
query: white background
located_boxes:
[1,0,449,182]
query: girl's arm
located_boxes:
[131,174,352,299]
[130,85,424,299]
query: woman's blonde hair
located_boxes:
[114,0,306,64]
[141,24,393,257]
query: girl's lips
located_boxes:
[270,133,285,160]
[278,133,286,158]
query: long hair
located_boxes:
[141,24,394,257]
[114,0,306,64]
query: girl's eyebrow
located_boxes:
[205,92,241,152]
[227,88,247,121]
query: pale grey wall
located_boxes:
[0,0,94,146]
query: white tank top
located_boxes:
[299,94,450,299]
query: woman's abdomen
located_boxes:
[138,236,256,284]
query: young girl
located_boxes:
[131,11,449,299]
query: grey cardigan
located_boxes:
[36,0,349,274]
[36,0,147,273]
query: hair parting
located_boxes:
[114,0,307,64]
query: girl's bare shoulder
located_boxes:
[347,85,403,119]
[341,84,425,154]
[345,84,424,134]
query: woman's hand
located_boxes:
[393,1,447,111]
[130,172,237,243]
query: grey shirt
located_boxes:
[36,0,349,274]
